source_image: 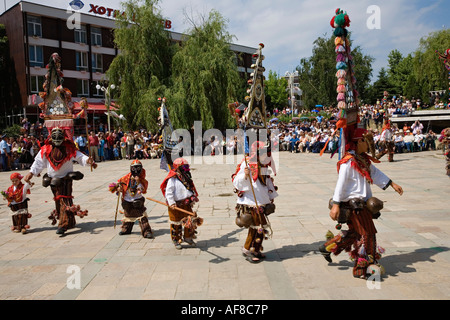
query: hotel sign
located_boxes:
[69,1,172,29]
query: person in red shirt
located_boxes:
[88,131,99,162]
[106,132,115,160]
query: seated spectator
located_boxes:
[150,138,162,158]
[403,130,414,152]
[134,142,144,159]
[289,134,300,153]
[281,132,291,151]
[394,131,405,153]
[310,133,325,153]
[414,132,425,151]
[298,132,310,153]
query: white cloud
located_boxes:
[4,0,447,81]
[159,0,445,80]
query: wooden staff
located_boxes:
[113,189,121,229]
[145,196,196,216]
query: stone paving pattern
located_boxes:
[0,150,449,300]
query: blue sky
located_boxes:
[2,0,449,82]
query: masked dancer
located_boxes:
[232,141,278,263]
[160,158,202,249]
[114,160,153,238]
[319,128,403,279]
[24,127,95,235]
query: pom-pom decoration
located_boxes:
[109,182,119,193]
[337,85,346,93]
[337,78,346,85]
[336,53,347,62]
[337,101,346,109]
[335,45,346,53]
[336,62,348,70]
[337,93,346,101]
[329,8,360,160]
[334,37,344,46]
[336,70,346,78]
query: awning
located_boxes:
[72,101,118,113]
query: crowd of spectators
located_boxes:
[1,97,449,172]
[73,127,165,163]
[0,118,166,172]
[268,108,442,156]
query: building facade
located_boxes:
[0,1,257,128]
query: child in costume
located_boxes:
[160,158,202,249]
[232,141,278,263]
[319,128,403,279]
[2,173,32,234]
[114,160,153,238]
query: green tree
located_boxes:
[297,33,373,109]
[412,29,450,103]
[106,0,174,131]
[265,70,288,112]
[387,49,414,98]
[366,68,395,103]
[387,49,404,95]
[168,10,241,130]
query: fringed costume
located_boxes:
[29,129,91,235]
[232,141,278,263]
[319,128,403,279]
[24,52,96,235]
[160,158,202,249]
[2,173,32,234]
[116,160,153,238]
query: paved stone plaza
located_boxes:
[0,150,449,300]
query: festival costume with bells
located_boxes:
[29,128,91,234]
[160,158,202,249]
[26,52,95,235]
[111,160,153,238]
[320,10,403,279]
[319,128,397,279]
[2,173,32,234]
[226,43,277,263]
[232,141,278,263]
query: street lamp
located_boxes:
[285,70,299,119]
[96,83,116,132]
